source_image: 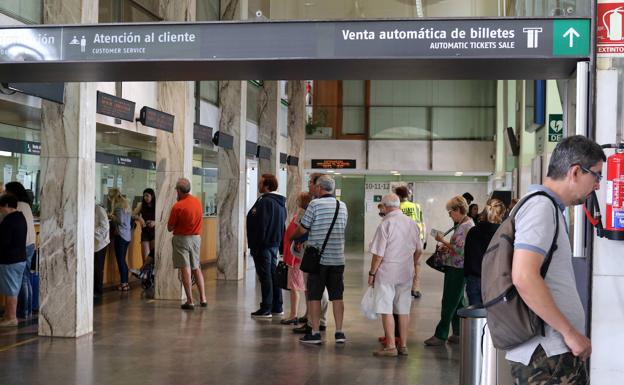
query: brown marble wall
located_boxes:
[258,81,279,176]
[153,0,196,300]
[38,0,98,337]
[286,81,306,216]
[216,81,247,280]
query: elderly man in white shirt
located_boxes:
[368,193,422,357]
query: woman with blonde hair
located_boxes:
[108,188,132,291]
[425,195,474,346]
[463,199,506,306]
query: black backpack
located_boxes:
[481,191,559,350]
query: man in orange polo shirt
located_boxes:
[167,177,206,310]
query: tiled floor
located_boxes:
[0,247,463,385]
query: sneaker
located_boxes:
[335,332,346,344]
[129,268,141,279]
[280,317,298,325]
[251,309,272,318]
[397,346,409,356]
[424,336,446,346]
[271,311,284,316]
[373,347,398,357]
[411,290,422,298]
[298,316,308,324]
[200,302,208,308]
[299,333,322,345]
[448,335,460,344]
[293,324,311,334]
[0,318,18,327]
[180,303,195,310]
[319,324,327,332]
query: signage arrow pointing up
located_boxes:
[563,27,580,47]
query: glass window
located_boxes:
[199,81,219,106]
[279,100,288,137]
[192,146,218,216]
[95,126,156,208]
[0,0,41,23]
[197,0,220,20]
[369,80,496,140]
[0,123,41,214]
[342,80,365,135]
[247,81,261,124]
[432,107,496,140]
[369,106,429,139]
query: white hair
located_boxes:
[316,175,335,193]
[382,193,400,208]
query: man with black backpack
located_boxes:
[484,136,604,384]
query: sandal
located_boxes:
[117,283,130,291]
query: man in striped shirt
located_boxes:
[293,175,348,345]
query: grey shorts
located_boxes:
[172,235,201,269]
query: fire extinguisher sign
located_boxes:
[598,1,624,56]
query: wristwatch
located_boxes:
[368,271,376,276]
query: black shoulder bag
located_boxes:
[426,224,459,273]
[300,200,340,274]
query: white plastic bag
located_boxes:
[360,286,378,320]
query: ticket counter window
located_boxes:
[95,126,157,209]
[192,146,218,217]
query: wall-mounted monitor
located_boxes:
[5,82,64,104]
[212,131,234,150]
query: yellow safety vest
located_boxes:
[400,201,425,241]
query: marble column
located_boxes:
[38,0,98,337]
[154,0,196,300]
[257,81,280,176]
[286,81,306,215]
[216,0,249,281]
[216,81,248,280]
[153,82,195,300]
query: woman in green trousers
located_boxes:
[425,195,474,346]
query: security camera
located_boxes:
[255,10,263,18]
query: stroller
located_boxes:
[131,250,155,298]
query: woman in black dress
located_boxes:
[132,188,156,268]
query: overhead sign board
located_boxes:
[193,123,213,144]
[0,18,591,82]
[138,106,174,132]
[245,141,258,157]
[6,82,64,103]
[0,137,41,155]
[311,159,357,169]
[96,91,135,122]
[257,145,271,160]
[597,2,624,57]
[95,152,156,170]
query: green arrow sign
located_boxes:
[552,19,589,56]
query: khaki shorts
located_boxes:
[172,235,201,269]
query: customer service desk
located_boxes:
[102,216,218,286]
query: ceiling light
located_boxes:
[455,172,464,176]
[0,151,12,157]
[104,131,119,134]
[390,170,399,174]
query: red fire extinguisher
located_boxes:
[606,147,624,238]
[584,143,624,240]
